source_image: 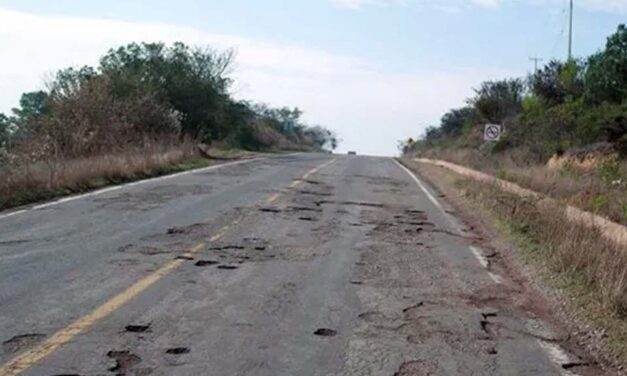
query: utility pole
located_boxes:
[529,56,543,73]
[568,0,573,60]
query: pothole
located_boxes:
[208,245,245,250]
[195,260,219,266]
[313,328,337,337]
[295,190,332,197]
[287,206,322,213]
[315,200,384,208]
[2,333,46,354]
[165,347,190,355]
[107,350,141,374]
[217,265,239,270]
[125,324,151,333]
[259,207,281,213]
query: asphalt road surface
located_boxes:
[0,153,604,375]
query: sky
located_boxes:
[0,1,625,155]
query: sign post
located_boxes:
[484,124,502,142]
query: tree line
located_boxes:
[401,24,626,162]
[0,42,338,163]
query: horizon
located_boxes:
[1,1,625,155]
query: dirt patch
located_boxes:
[393,360,437,376]
[107,350,142,374]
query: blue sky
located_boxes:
[0,0,625,155]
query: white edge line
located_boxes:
[536,340,579,376]
[469,246,489,268]
[395,159,505,286]
[2,157,265,220]
[470,245,503,284]
[393,159,446,213]
[0,209,27,221]
[487,272,503,284]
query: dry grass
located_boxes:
[461,178,627,315]
[411,148,627,225]
[0,139,207,210]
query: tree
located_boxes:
[440,107,477,137]
[11,91,49,127]
[469,79,524,124]
[530,59,585,105]
[99,42,235,142]
[585,24,627,104]
[0,113,10,148]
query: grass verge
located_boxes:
[411,148,627,225]
[404,158,627,368]
[0,143,261,212]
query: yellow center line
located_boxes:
[266,158,335,204]
[0,157,336,375]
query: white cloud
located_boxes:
[480,0,627,12]
[0,7,510,155]
[329,0,408,9]
[472,0,500,8]
[331,0,627,12]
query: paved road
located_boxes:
[0,153,602,375]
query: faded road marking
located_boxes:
[0,240,207,376]
[266,158,335,205]
[469,246,488,268]
[0,209,27,221]
[0,156,334,375]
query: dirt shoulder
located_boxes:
[401,158,627,374]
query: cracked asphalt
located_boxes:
[0,153,607,375]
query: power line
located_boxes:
[549,0,568,59]
[529,56,543,72]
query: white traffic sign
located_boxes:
[484,124,502,142]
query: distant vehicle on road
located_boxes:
[348,151,357,155]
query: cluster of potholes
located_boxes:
[1,324,191,376]
[344,198,598,374]
[349,257,597,374]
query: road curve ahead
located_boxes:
[0,153,602,375]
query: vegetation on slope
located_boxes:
[401,25,627,224]
[0,42,337,210]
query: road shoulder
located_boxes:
[401,157,626,374]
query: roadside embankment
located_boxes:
[415,158,627,248]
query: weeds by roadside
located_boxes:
[0,140,214,211]
[414,148,627,225]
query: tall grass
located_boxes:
[412,147,627,225]
[462,178,627,314]
[0,139,201,210]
